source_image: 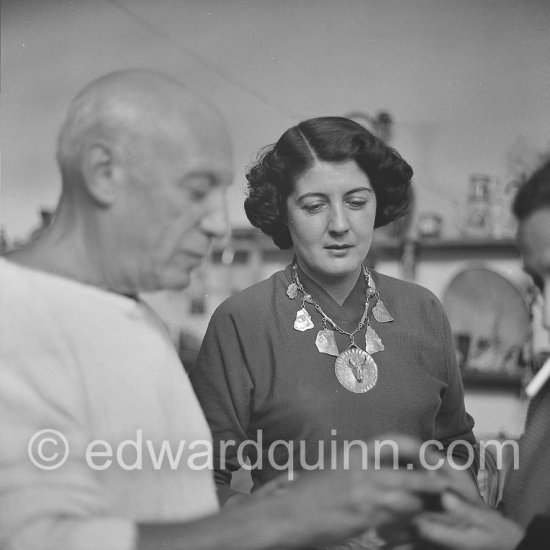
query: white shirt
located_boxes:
[0,258,218,550]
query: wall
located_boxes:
[2,0,550,241]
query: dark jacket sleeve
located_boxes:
[516,516,550,549]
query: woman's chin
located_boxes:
[315,260,363,280]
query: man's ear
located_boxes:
[81,143,119,206]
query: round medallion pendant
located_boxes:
[335,347,378,393]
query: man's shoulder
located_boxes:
[0,257,44,309]
[1,257,84,310]
[0,257,137,341]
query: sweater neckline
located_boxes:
[284,262,368,324]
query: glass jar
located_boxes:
[462,174,492,238]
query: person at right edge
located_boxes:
[415,159,550,549]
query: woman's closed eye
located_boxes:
[301,202,326,214]
[346,198,368,209]
[301,198,368,214]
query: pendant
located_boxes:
[294,307,314,331]
[365,325,384,354]
[335,347,378,393]
[366,271,376,290]
[286,282,298,299]
[373,298,393,323]
[315,329,339,356]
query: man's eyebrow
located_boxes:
[183,171,225,186]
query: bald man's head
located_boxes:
[48,70,233,293]
[56,70,229,189]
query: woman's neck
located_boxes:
[296,259,362,306]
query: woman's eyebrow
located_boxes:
[296,192,327,201]
[344,187,374,196]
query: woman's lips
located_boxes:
[325,245,353,256]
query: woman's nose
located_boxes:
[328,204,350,234]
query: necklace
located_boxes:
[287,263,393,393]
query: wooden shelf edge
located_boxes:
[461,370,524,391]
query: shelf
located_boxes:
[209,229,519,267]
[370,237,518,262]
[461,370,523,391]
[418,238,517,253]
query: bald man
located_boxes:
[415,160,550,549]
[0,71,443,550]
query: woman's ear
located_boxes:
[81,143,119,206]
[281,197,290,225]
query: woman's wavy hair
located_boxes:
[244,116,413,249]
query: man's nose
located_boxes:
[201,189,230,240]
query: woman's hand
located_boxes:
[249,436,447,548]
[223,490,250,507]
[414,491,524,550]
[410,441,482,504]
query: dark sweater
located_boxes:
[190,265,476,503]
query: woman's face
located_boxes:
[286,159,377,282]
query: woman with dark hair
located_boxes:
[190,117,477,547]
[245,117,411,250]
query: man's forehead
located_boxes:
[518,208,550,241]
[189,119,232,156]
[518,208,550,269]
[182,124,232,172]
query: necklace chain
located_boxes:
[292,264,375,344]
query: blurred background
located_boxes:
[2,0,550,439]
